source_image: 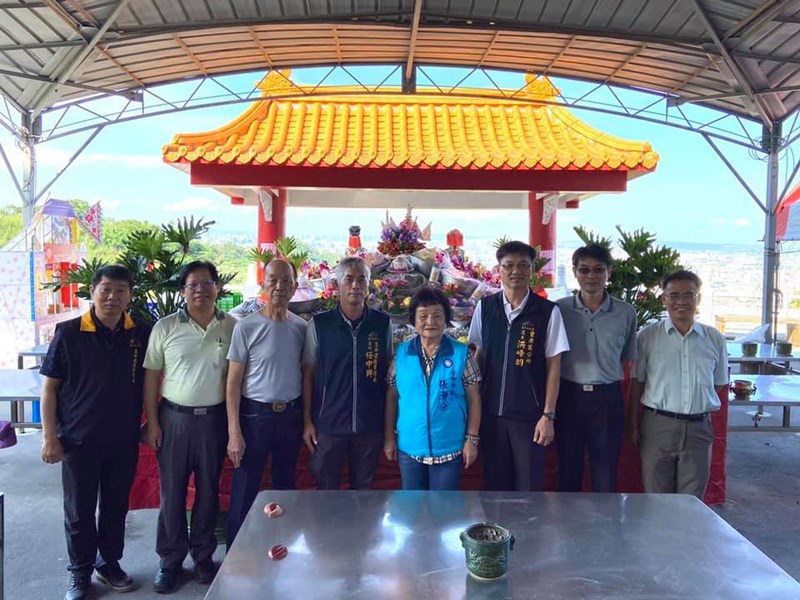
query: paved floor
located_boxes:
[1,406,798,599]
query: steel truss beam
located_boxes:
[19,65,797,153]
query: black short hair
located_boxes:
[572,244,613,268]
[179,260,219,287]
[661,269,701,291]
[496,241,537,264]
[409,285,452,326]
[91,264,134,289]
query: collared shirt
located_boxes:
[635,318,728,414]
[557,292,637,384]
[468,289,570,358]
[143,308,237,407]
[39,308,151,445]
[386,344,481,388]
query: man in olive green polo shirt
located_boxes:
[143,261,237,594]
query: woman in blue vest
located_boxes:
[383,285,482,490]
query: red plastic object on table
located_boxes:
[268,544,288,560]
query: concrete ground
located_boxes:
[1,406,798,600]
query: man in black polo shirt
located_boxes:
[301,256,392,489]
[468,241,569,491]
[40,265,151,600]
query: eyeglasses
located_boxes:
[664,292,698,302]
[499,262,532,272]
[184,281,216,291]
[576,266,608,275]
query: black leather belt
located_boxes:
[161,398,225,416]
[241,396,298,414]
[645,406,706,422]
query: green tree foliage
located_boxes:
[574,225,683,328]
[0,205,22,248]
[47,217,236,323]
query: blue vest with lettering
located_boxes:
[395,335,468,458]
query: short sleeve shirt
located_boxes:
[143,309,237,406]
[39,310,151,445]
[227,310,307,403]
[557,293,638,384]
[635,318,728,414]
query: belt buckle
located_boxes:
[272,403,286,413]
[582,384,594,392]
[193,407,208,416]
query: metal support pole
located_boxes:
[20,112,41,227]
[762,121,781,343]
[402,65,416,94]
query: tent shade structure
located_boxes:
[777,183,800,242]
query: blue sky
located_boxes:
[0,66,789,247]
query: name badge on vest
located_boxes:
[443,358,453,368]
[583,384,594,392]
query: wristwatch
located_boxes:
[542,411,556,421]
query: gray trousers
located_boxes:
[156,402,227,570]
[639,409,714,499]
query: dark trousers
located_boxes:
[308,432,383,490]
[156,402,227,570]
[61,442,139,575]
[227,398,302,547]
[480,416,545,491]
[555,380,624,493]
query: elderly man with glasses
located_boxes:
[555,244,638,493]
[628,270,728,499]
[142,260,237,593]
[468,240,569,491]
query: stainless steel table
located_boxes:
[728,375,800,431]
[16,345,49,370]
[207,491,800,599]
[727,342,800,373]
[0,369,43,429]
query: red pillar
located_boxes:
[528,192,556,286]
[256,188,287,282]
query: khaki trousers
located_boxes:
[639,409,714,499]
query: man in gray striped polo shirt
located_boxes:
[556,244,637,492]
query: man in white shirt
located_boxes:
[468,241,569,491]
[629,270,728,498]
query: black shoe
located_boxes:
[65,572,91,600]
[194,559,217,584]
[95,561,134,592]
[153,567,179,594]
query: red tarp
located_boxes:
[129,387,727,509]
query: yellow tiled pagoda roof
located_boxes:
[163,72,658,172]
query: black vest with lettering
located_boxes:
[480,291,554,421]
[312,307,390,435]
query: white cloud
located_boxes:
[164,196,219,213]
[31,146,162,169]
[709,217,727,226]
[735,218,750,227]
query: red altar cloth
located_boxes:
[129,388,727,509]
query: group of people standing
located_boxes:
[38,240,728,600]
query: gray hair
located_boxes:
[335,256,371,282]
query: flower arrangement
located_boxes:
[317,283,339,311]
[302,259,331,280]
[377,208,426,257]
[384,296,411,314]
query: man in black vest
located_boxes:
[468,241,569,491]
[302,256,393,489]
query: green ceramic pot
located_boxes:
[741,342,758,357]
[460,522,515,581]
